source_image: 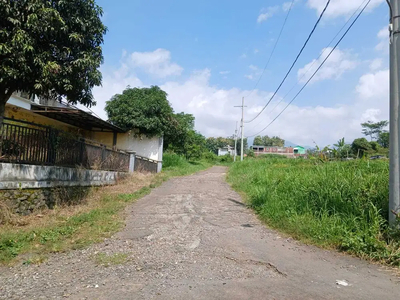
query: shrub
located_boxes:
[162,153,187,168]
[202,151,218,163]
[218,153,233,163]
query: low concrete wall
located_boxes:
[0,163,126,190]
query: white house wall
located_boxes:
[117,133,163,161]
[91,131,162,162]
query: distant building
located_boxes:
[293,146,306,155]
[218,145,235,156]
[251,145,307,158]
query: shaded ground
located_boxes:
[0,166,399,299]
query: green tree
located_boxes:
[270,136,285,147]
[0,0,107,123]
[378,132,389,148]
[361,120,389,141]
[205,137,235,154]
[334,137,345,149]
[333,137,351,158]
[253,135,284,147]
[163,112,195,151]
[369,141,381,152]
[184,130,206,160]
[105,86,174,137]
[351,138,371,158]
[253,136,263,146]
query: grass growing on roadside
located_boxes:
[227,156,400,266]
[0,157,210,265]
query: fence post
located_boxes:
[157,160,162,173]
[127,151,136,173]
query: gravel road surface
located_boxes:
[0,166,399,299]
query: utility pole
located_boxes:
[241,97,245,161]
[234,122,238,162]
[389,0,400,225]
[234,97,246,161]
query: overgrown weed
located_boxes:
[227,156,400,266]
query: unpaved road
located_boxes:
[1,166,399,299]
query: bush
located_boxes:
[202,151,218,163]
[247,149,255,158]
[162,153,187,168]
[219,153,233,163]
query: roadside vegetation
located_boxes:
[228,155,400,266]
[0,153,212,265]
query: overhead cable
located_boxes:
[246,0,371,138]
[248,0,369,133]
[245,0,331,124]
[245,0,296,98]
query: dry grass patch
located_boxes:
[0,172,156,265]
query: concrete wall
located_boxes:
[0,163,126,190]
[97,132,163,161]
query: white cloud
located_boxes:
[240,53,247,59]
[129,48,183,78]
[356,69,389,99]
[88,49,390,147]
[307,0,384,18]
[297,47,358,83]
[249,65,259,71]
[376,26,389,52]
[219,71,230,75]
[257,6,279,23]
[245,65,262,80]
[283,0,300,11]
[254,49,259,54]
[369,58,383,71]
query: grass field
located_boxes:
[0,154,211,265]
[227,156,400,266]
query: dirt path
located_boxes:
[1,166,399,299]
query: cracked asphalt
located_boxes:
[1,166,399,299]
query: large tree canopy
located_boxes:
[105,86,174,137]
[253,135,285,147]
[0,0,107,122]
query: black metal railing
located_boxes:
[134,155,158,173]
[0,118,129,172]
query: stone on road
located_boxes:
[1,166,399,299]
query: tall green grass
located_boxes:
[227,157,400,266]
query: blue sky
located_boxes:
[88,0,390,146]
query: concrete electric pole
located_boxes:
[234,97,246,162]
[241,97,245,161]
[389,0,400,225]
[234,122,238,162]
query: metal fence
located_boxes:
[134,155,158,173]
[0,118,130,172]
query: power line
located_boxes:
[245,0,296,98]
[247,0,369,133]
[246,0,371,138]
[245,0,331,124]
